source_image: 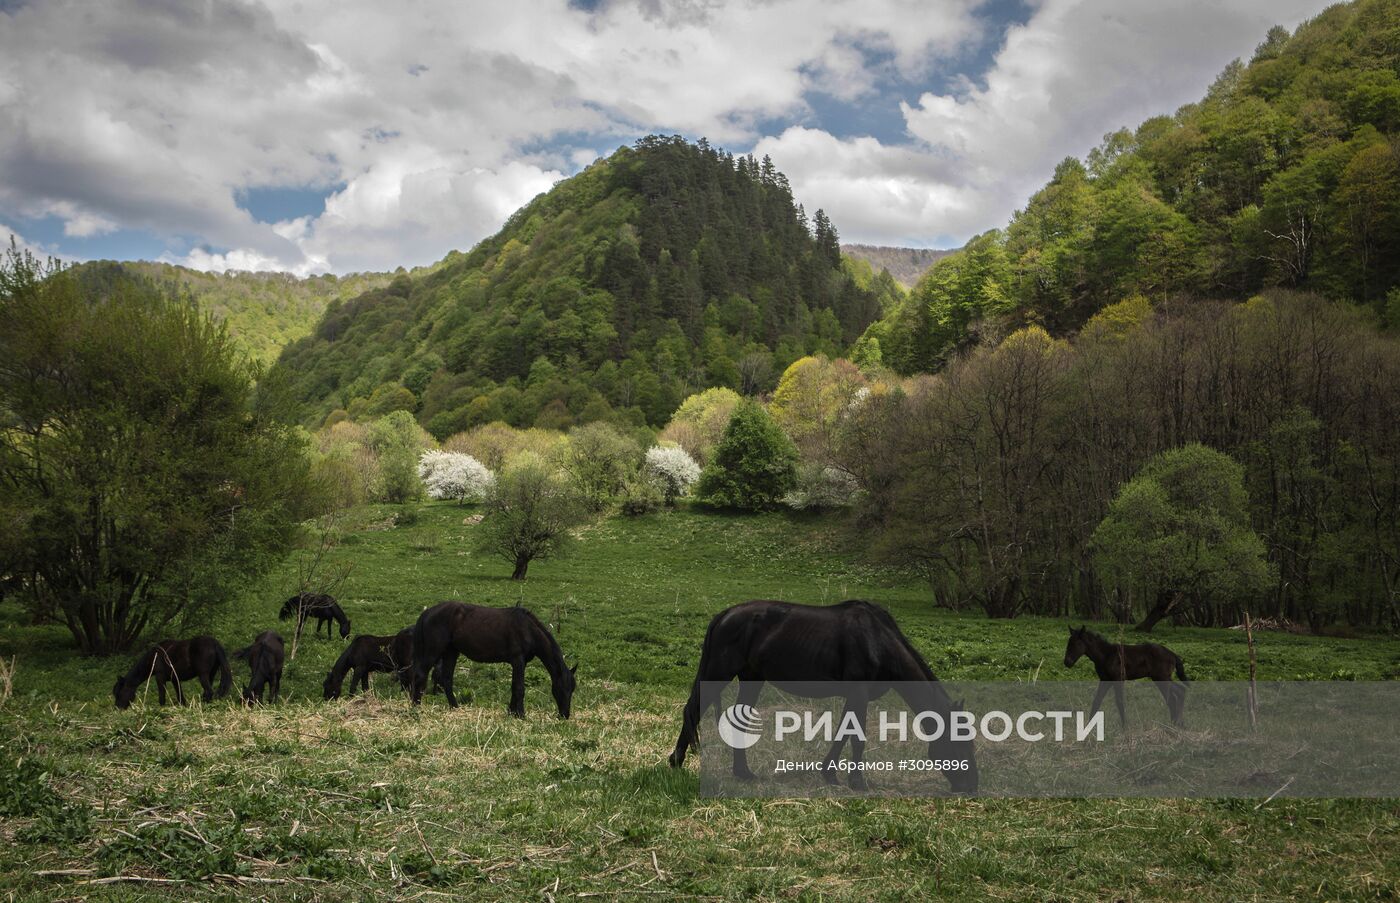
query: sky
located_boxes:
[0,0,1333,277]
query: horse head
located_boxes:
[278,595,301,620]
[552,662,578,719]
[930,696,979,795]
[1064,625,1087,668]
[322,671,342,700]
[112,676,135,710]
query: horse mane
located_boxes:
[327,642,356,685]
[120,646,161,685]
[849,600,939,682]
[516,607,567,672]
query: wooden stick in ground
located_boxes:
[1244,610,1258,730]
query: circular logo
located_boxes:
[717,703,764,749]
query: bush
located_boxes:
[0,248,316,653]
[695,401,798,510]
[477,455,588,579]
[619,475,665,516]
[644,445,701,505]
[418,450,494,503]
[660,387,741,465]
[783,462,860,510]
[557,422,641,511]
[368,411,432,503]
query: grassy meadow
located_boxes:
[1,502,1398,900]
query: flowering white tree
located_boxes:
[644,445,701,505]
[418,450,494,504]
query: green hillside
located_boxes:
[863,0,1400,374]
[68,261,396,364]
[273,136,899,434]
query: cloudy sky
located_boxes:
[0,0,1331,276]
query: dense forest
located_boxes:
[860,0,1400,374]
[65,261,396,363]
[273,136,900,433]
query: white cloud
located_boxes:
[0,221,64,262]
[753,127,976,246]
[0,0,986,274]
[890,0,1324,244]
[0,0,1337,271]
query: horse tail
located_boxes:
[232,644,253,661]
[215,642,233,699]
[673,610,723,762]
[1174,655,1189,682]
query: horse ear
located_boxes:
[569,663,578,676]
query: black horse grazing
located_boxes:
[279,592,351,640]
[668,599,978,793]
[233,630,284,704]
[112,636,232,709]
[409,602,577,718]
[1063,626,1188,726]
[323,630,447,699]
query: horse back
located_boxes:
[707,599,900,682]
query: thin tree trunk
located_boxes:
[511,554,530,581]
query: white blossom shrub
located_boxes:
[418,450,495,504]
[643,445,701,505]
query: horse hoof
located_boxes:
[849,774,869,792]
[667,752,683,769]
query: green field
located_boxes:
[2,504,1398,900]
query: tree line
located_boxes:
[839,292,1400,630]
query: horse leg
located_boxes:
[509,658,527,718]
[197,668,214,703]
[731,679,763,781]
[156,678,167,706]
[1153,680,1181,725]
[352,665,368,696]
[823,694,869,789]
[441,652,460,708]
[1113,681,1127,728]
[1089,681,1109,722]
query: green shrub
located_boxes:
[695,401,798,510]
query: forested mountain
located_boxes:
[273,136,898,433]
[841,244,956,288]
[862,0,1400,375]
[66,261,395,363]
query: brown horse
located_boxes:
[668,599,978,793]
[113,636,232,709]
[409,602,576,717]
[1063,626,1188,726]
